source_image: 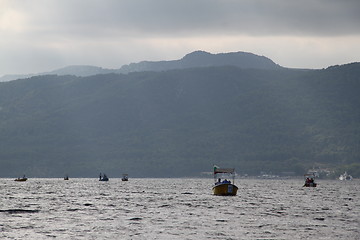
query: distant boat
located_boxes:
[122,174,129,181]
[212,165,238,196]
[64,175,69,180]
[14,175,28,182]
[99,173,109,181]
[339,171,352,181]
[303,173,317,187]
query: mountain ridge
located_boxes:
[1,51,281,81]
[118,50,281,73]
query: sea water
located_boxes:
[0,178,359,239]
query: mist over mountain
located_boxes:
[0,51,281,82]
[49,65,114,76]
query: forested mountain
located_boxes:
[0,62,359,178]
[118,50,281,73]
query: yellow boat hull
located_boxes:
[212,183,238,196]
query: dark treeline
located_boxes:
[0,63,359,178]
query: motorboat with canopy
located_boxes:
[122,174,129,181]
[99,173,109,181]
[212,165,238,196]
[303,173,317,187]
[339,171,352,181]
[14,175,27,182]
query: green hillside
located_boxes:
[0,64,359,178]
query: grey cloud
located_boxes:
[22,0,360,37]
[1,0,359,76]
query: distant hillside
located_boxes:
[1,51,281,82]
[0,63,359,178]
[0,66,112,82]
[118,51,281,73]
[0,73,38,82]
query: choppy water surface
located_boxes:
[0,178,359,239]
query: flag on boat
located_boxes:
[213,165,219,173]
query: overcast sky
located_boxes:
[1,0,359,76]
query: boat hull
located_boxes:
[212,183,238,196]
[14,178,27,182]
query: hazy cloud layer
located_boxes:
[1,0,360,76]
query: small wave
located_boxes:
[158,204,170,208]
[181,192,193,195]
[0,209,40,214]
[216,219,228,222]
[66,208,80,212]
[45,191,56,194]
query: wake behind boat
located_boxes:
[212,165,238,196]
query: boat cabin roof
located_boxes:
[214,168,235,174]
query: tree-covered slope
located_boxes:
[0,63,359,177]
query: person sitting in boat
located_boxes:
[222,179,231,184]
[215,178,222,185]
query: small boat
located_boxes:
[303,173,317,187]
[64,175,69,180]
[14,175,28,182]
[122,174,129,181]
[339,171,353,181]
[99,173,109,181]
[212,165,238,196]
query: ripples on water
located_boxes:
[0,178,359,239]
